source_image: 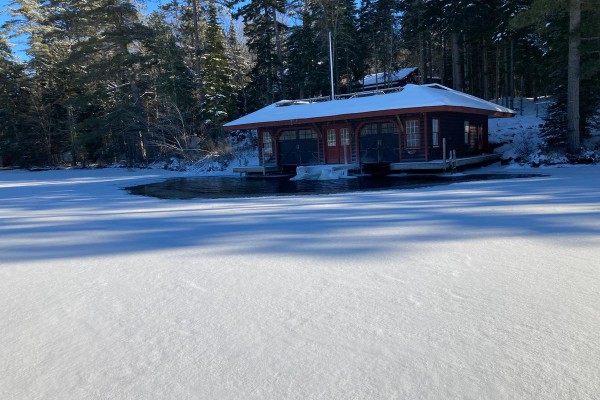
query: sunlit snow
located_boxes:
[1,165,599,399]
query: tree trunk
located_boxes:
[427,35,433,84]
[418,31,426,84]
[466,44,471,93]
[495,43,500,101]
[567,0,581,153]
[482,40,489,99]
[441,34,447,85]
[272,6,285,98]
[504,40,509,107]
[509,37,515,109]
[374,35,379,89]
[451,32,463,91]
[190,0,203,135]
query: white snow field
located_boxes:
[1,166,599,400]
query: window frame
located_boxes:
[405,119,421,149]
[432,118,440,148]
[262,131,273,156]
[327,129,336,147]
[340,128,350,146]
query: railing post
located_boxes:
[443,138,447,171]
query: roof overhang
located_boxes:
[224,105,514,131]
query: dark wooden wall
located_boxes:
[259,111,490,167]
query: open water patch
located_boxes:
[126,173,545,200]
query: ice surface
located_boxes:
[1,166,599,399]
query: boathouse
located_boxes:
[223,84,514,173]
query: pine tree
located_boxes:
[313,0,362,94]
[142,10,198,162]
[202,2,236,126]
[44,0,155,165]
[8,0,70,165]
[0,33,29,166]
[513,0,600,152]
[285,0,328,98]
[233,0,287,110]
[225,18,251,117]
[159,0,208,138]
[359,0,401,86]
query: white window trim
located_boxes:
[327,129,336,146]
[406,119,420,149]
[340,128,350,146]
[262,132,273,155]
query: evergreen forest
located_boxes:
[0,0,598,167]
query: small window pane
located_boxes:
[464,121,469,144]
[263,132,272,145]
[262,132,273,155]
[327,129,336,146]
[340,128,350,145]
[360,124,378,136]
[432,118,439,147]
[406,120,420,148]
[280,131,296,141]
[381,123,395,135]
[299,129,316,139]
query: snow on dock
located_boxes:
[290,164,359,180]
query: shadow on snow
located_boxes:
[1,172,599,262]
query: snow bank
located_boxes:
[1,167,599,399]
[291,164,356,181]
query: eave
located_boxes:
[223,105,514,131]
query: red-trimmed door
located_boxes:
[325,126,352,164]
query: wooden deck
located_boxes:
[390,154,501,172]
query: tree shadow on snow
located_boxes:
[1,171,599,262]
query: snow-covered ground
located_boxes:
[489,98,547,163]
[1,166,599,399]
[489,98,600,164]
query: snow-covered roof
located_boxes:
[361,67,418,87]
[224,84,515,130]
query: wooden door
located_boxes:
[325,127,352,164]
[359,122,400,163]
[278,129,319,166]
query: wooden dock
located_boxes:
[390,154,501,172]
[232,166,279,175]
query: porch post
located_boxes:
[423,112,429,161]
[258,129,263,167]
[395,115,403,162]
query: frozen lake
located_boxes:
[127,173,544,199]
[1,166,599,399]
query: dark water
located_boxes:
[126,173,544,200]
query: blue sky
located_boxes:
[0,0,199,59]
[1,0,251,60]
